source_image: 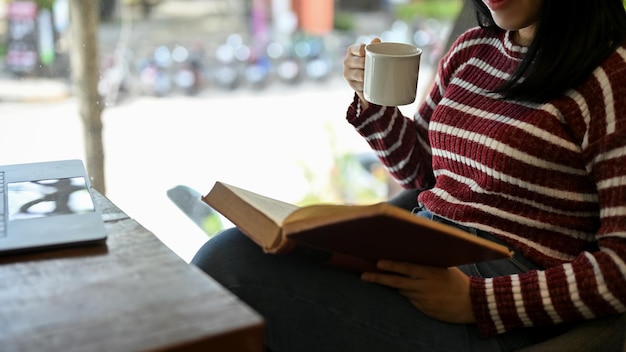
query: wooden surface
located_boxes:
[0,190,264,352]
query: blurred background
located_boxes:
[0,0,463,261]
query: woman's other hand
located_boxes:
[343,38,381,110]
[361,260,476,324]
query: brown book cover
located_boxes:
[202,181,512,272]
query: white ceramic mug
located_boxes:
[364,42,422,106]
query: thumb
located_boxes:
[360,38,382,56]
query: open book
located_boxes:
[202,181,512,272]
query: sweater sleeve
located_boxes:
[343,29,470,190]
[347,28,480,189]
[470,47,626,337]
[345,95,434,190]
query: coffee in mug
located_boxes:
[364,42,422,106]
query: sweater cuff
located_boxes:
[470,276,502,337]
[346,93,383,125]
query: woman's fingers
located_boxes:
[342,38,381,104]
[343,43,367,91]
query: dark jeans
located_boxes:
[191,191,572,351]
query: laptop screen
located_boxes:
[7,177,95,221]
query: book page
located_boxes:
[283,203,394,235]
[221,183,299,225]
[284,203,375,224]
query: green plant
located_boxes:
[334,11,356,32]
[297,123,390,206]
[201,212,224,238]
[36,0,55,10]
[395,0,463,22]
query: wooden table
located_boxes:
[0,190,264,352]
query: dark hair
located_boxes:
[470,0,626,103]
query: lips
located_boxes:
[485,0,509,11]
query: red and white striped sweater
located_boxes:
[346,27,626,337]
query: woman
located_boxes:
[192,0,626,350]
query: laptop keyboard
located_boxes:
[0,171,4,237]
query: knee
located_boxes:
[191,228,256,286]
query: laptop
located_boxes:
[0,159,107,255]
